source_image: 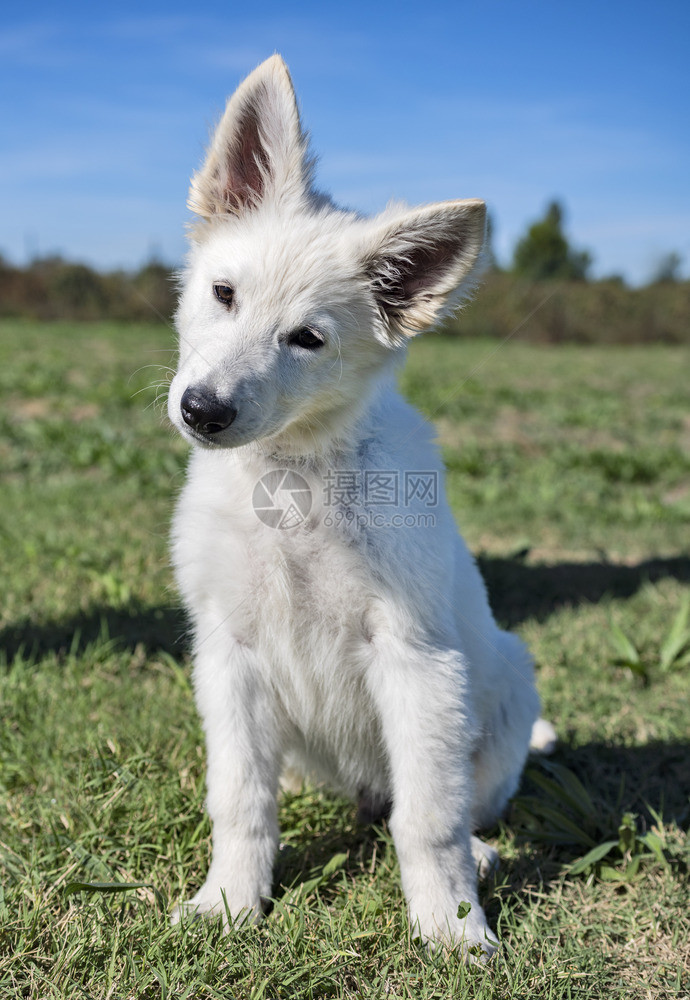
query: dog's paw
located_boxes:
[170,884,262,930]
[412,902,498,964]
[471,835,500,879]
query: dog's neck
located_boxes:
[247,368,398,471]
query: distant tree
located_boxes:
[483,211,500,272]
[650,251,683,284]
[513,200,592,281]
[133,258,177,320]
[49,262,109,316]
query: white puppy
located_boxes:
[167,55,555,959]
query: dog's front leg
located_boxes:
[368,638,498,960]
[173,637,280,928]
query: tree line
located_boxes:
[1,201,687,342]
[0,256,175,323]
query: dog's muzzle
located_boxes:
[180,386,237,437]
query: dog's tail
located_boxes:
[529,717,557,755]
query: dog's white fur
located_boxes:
[167,55,555,959]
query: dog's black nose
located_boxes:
[180,387,237,435]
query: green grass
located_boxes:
[1,319,689,998]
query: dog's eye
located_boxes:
[289,327,325,350]
[213,283,234,307]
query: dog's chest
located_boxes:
[244,516,376,674]
[221,508,383,775]
[174,454,378,678]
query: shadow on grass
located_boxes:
[0,602,189,664]
[488,739,690,916]
[479,553,690,627]
[525,740,690,829]
[272,817,388,909]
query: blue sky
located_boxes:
[1,0,688,283]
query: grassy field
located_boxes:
[1,319,688,999]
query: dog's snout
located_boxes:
[180,387,238,435]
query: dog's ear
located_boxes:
[362,200,487,339]
[188,55,311,220]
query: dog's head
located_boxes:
[168,55,486,454]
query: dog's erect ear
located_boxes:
[362,200,487,339]
[188,55,310,220]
